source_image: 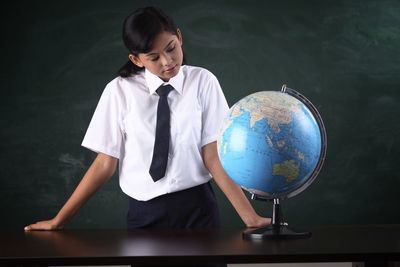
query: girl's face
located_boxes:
[129,30,183,82]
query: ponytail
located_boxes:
[118,59,144,78]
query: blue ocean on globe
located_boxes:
[217,91,322,199]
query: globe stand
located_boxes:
[243,196,311,240]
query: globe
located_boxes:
[217,86,326,200]
[217,86,327,239]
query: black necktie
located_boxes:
[149,84,174,182]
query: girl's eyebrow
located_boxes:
[146,40,175,57]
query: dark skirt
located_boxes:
[127,182,226,267]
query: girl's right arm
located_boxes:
[24,152,118,231]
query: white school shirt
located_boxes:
[81,65,229,201]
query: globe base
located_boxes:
[243,224,311,240]
[244,196,312,240]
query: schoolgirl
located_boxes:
[25,6,269,237]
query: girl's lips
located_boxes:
[165,65,176,73]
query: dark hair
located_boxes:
[118,6,187,77]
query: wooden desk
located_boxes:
[1,225,400,266]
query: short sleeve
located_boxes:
[81,84,124,159]
[199,72,229,147]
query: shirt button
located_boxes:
[170,179,176,184]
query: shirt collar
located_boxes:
[145,67,184,95]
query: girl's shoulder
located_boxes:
[106,71,146,90]
[182,65,216,80]
[181,65,220,92]
[99,71,147,105]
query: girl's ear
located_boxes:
[177,28,183,46]
[129,54,144,67]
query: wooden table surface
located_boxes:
[1,225,400,266]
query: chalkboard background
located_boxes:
[1,0,399,229]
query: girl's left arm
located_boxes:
[202,141,271,228]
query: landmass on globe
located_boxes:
[272,160,300,182]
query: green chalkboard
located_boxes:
[1,0,400,229]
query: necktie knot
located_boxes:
[156,84,173,97]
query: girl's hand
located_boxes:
[245,216,271,228]
[24,218,64,231]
